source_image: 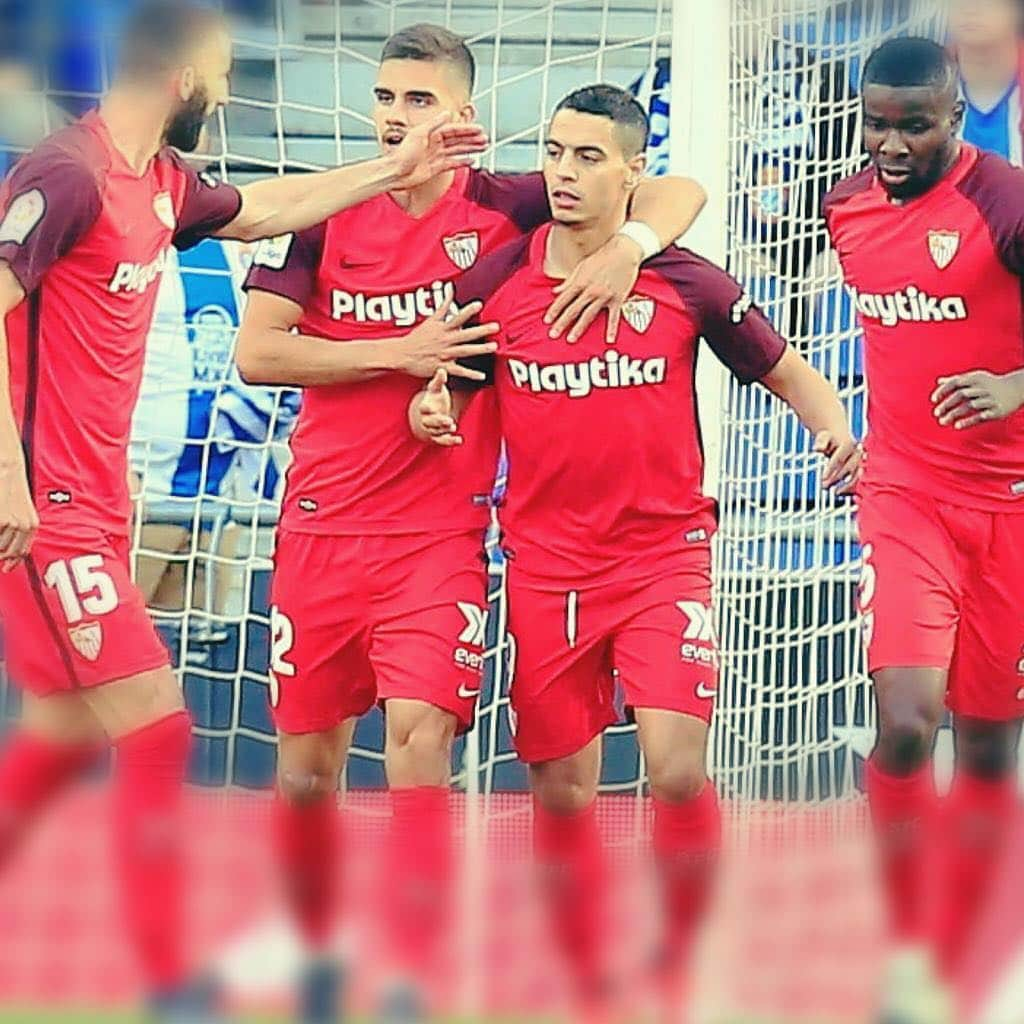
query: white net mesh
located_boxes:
[713,0,946,811]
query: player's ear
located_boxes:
[177,65,197,102]
[625,152,646,191]
[459,100,477,124]
[950,99,966,134]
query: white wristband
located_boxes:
[617,220,661,262]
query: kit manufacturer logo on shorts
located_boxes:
[676,600,719,669]
[1010,480,1024,497]
[443,232,479,270]
[621,295,655,335]
[69,621,102,662]
[927,230,960,270]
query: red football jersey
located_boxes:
[454,223,788,581]
[825,144,1024,510]
[0,111,242,533]
[244,166,550,535]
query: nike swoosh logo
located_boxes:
[457,685,481,699]
[696,683,717,700]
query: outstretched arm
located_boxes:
[236,291,497,388]
[760,347,861,495]
[213,113,487,243]
[546,175,707,343]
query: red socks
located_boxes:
[936,771,1016,974]
[652,784,722,966]
[865,757,938,945]
[0,731,98,863]
[273,787,340,952]
[112,710,192,993]
[384,786,453,980]
[533,797,606,1001]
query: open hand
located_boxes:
[814,430,862,497]
[388,112,488,191]
[931,370,1024,430]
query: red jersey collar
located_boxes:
[383,165,471,222]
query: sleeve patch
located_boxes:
[0,189,47,245]
[253,233,295,270]
[199,171,221,189]
[730,292,753,325]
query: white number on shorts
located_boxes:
[858,543,876,647]
[268,605,296,708]
[42,555,119,624]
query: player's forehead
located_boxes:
[375,58,466,100]
[863,83,949,121]
[547,109,618,154]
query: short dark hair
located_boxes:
[118,1,226,80]
[862,37,957,93]
[380,24,476,94]
[553,84,649,158]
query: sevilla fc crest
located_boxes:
[621,295,655,334]
[443,232,479,270]
[928,230,960,270]
[69,622,103,662]
[153,192,177,231]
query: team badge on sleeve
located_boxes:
[928,230,960,271]
[443,231,479,270]
[153,192,177,231]
[622,295,655,334]
[68,621,103,662]
[253,233,295,270]
[0,189,46,245]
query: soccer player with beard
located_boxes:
[0,3,489,1020]
[237,24,707,1023]
[824,37,1024,1021]
[412,84,859,1022]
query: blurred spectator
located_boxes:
[131,231,298,611]
[949,0,1024,164]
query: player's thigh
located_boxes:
[0,530,170,700]
[20,690,106,746]
[384,698,459,789]
[269,530,376,736]
[529,734,603,815]
[634,708,710,804]
[856,487,961,673]
[612,552,718,727]
[277,720,357,805]
[80,665,185,740]
[949,511,1024,723]
[369,530,489,733]
[505,573,617,766]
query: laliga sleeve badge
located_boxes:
[927,230,960,271]
[0,189,46,245]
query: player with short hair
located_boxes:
[824,36,1024,1020]
[238,23,707,1023]
[0,2,491,1019]
[412,82,859,1022]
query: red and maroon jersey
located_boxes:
[244,166,550,535]
[454,223,788,582]
[0,110,242,534]
[825,144,1024,510]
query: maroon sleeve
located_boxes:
[467,169,552,234]
[243,223,326,309]
[957,152,1024,276]
[653,248,787,384]
[451,231,534,388]
[0,149,102,295]
[168,152,244,251]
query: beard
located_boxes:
[165,87,211,152]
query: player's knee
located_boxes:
[646,754,707,805]
[875,712,940,774]
[530,766,597,816]
[278,767,337,807]
[955,719,1020,780]
[387,706,456,765]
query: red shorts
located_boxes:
[0,529,169,697]
[268,529,488,735]
[857,484,1024,721]
[505,547,718,764]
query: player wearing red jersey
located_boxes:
[236,24,707,1022]
[412,84,859,1022]
[0,3,491,1020]
[825,38,1024,1019]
